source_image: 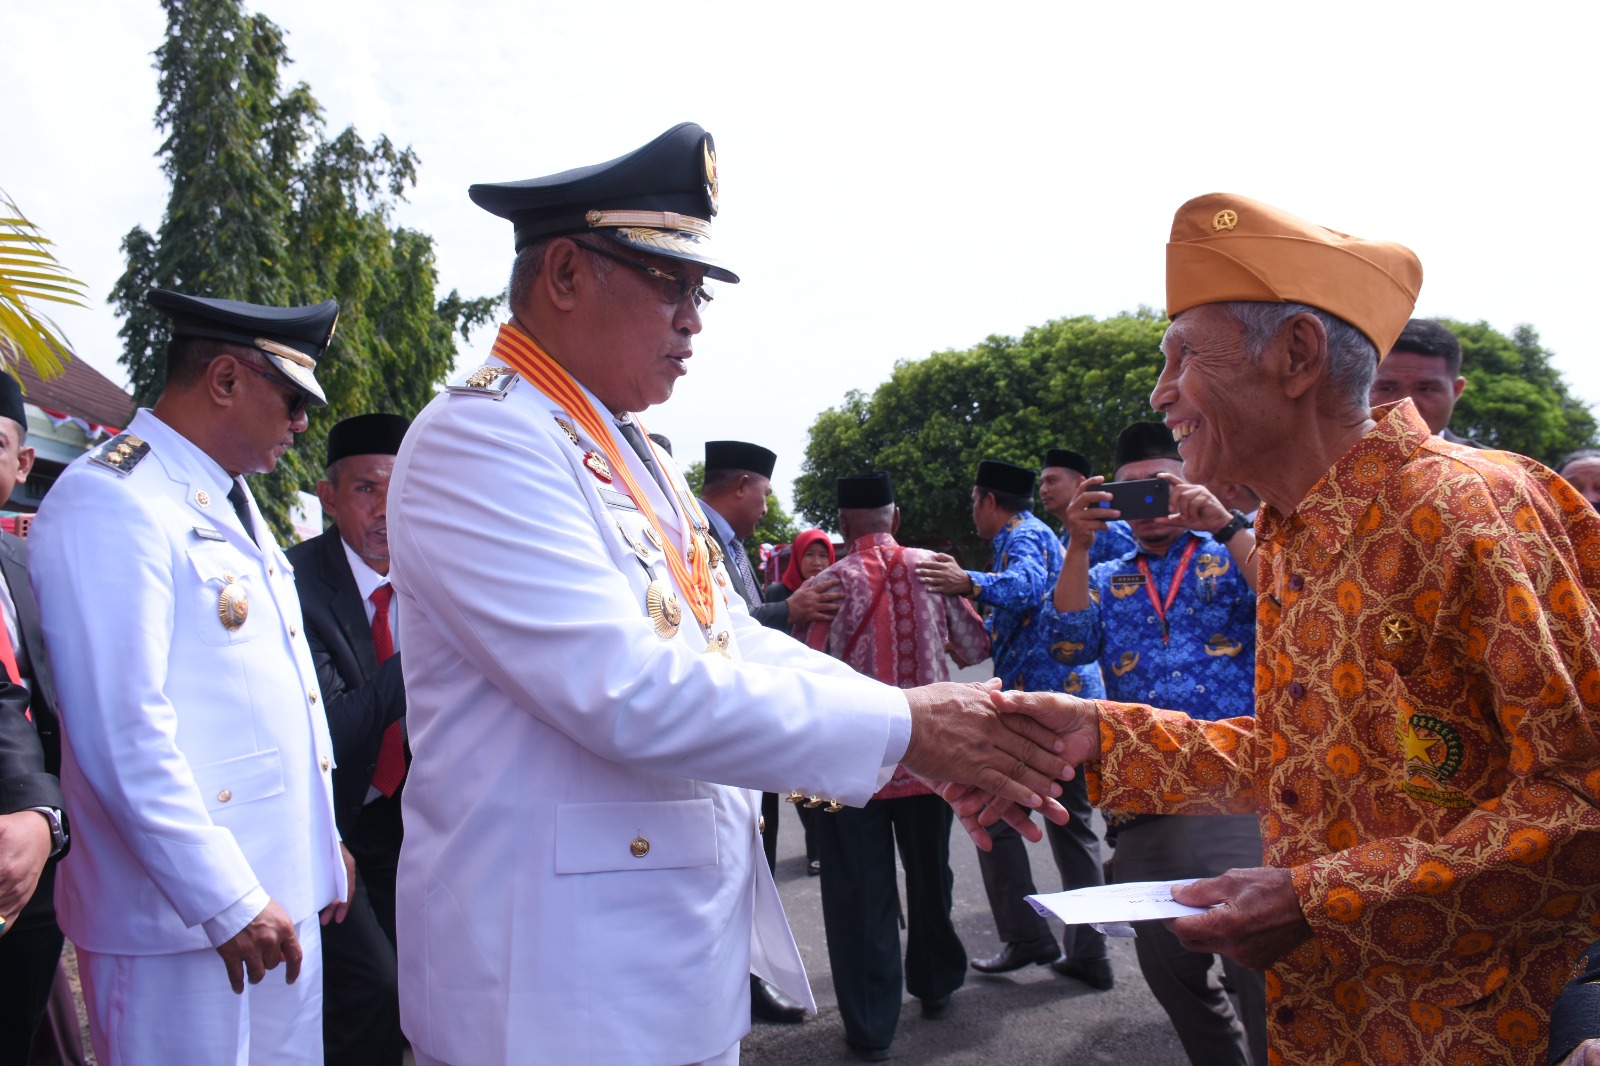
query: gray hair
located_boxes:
[506,236,614,313]
[838,504,896,535]
[1222,301,1376,413]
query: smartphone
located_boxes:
[1098,478,1170,520]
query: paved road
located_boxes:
[745,662,1193,1065]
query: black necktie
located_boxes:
[227,480,257,545]
[616,420,670,498]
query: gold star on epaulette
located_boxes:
[87,433,151,478]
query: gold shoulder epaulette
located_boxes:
[87,432,151,477]
[445,365,519,399]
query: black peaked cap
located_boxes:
[148,289,337,406]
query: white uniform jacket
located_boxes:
[389,361,910,1065]
[28,409,344,955]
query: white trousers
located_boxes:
[78,914,323,1066]
[413,1041,739,1066]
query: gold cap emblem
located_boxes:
[702,135,719,216]
[1212,209,1239,231]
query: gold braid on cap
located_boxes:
[252,337,317,369]
[585,209,711,236]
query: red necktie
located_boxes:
[0,615,29,722]
[368,584,407,797]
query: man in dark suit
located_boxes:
[697,439,841,1025]
[286,413,410,1066]
[0,372,69,1064]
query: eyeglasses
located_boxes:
[577,241,714,310]
[234,358,314,421]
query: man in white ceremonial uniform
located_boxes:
[28,290,351,1065]
[390,123,1077,1066]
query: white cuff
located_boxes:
[875,691,913,789]
[200,886,271,948]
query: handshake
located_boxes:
[898,680,1102,849]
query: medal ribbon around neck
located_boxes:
[491,325,718,632]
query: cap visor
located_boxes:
[605,229,739,284]
[262,353,329,407]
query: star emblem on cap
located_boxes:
[1212,209,1239,231]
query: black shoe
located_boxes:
[808,859,822,876]
[1050,956,1115,990]
[846,1039,891,1062]
[920,994,953,1020]
[970,936,1061,974]
[751,975,807,1023]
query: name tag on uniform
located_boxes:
[1110,574,1146,590]
[191,527,226,541]
[598,487,638,511]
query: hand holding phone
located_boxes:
[1097,478,1171,521]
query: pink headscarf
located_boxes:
[780,529,835,591]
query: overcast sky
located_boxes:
[5,2,1594,509]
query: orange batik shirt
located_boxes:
[1088,401,1600,1066]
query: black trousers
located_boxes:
[321,864,403,1066]
[0,903,62,1066]
[816,794,967,1051]
[974,768,1108,962]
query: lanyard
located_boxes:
[1136,538,1199,645]
[489,324,718,634]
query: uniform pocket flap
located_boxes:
[193,749,285,812]
[554,798,719,873]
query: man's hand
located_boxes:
[991,689,1103,768]
[902,679,1071,817]
[321,844,357,926]
[1167,866,1312,970]
[915,554,973,596]
[217,900,302,994]
[1158,474,1231,535]
[1064,476,1116,549]
[0,810,52,932]
[933,779,1065,851]
[785,574,843,624]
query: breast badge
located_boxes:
[583,451,613,483]
[1399,713,1471,808]
[643,525,664,550]
[1376,614,1421,658]
[646,578,682,639]
[554,416,581,445]
[618,523,651,563]
[1111,574,1147,599]
[218,576,249,631]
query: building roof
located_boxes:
[14,354,135,431]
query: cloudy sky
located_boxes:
[5,2,1593,507]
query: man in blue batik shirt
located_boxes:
[916,460,1112,990]
[1040,422,1264,1066]
[1038,447,1137,568]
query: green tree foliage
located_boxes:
[1444,320,1597,463]
[796,310,1170,563]
[682,460,801,576]
[110,0,497,537]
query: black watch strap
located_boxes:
[1215,509,1250,546]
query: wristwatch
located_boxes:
[1214,509,1251,546]
[26,806,67,857]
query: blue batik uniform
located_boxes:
[969,512,1105,699]
[1038,529,1254,719]
[1059,518,1140,571]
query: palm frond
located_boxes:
[0,188,87,380]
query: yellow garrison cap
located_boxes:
[1166,193,1422,357]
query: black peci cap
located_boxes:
[0,373,25,430]
[148,289,337,406]
[704,440,776,479]
[470,123,738,284]
[1042,449,1093,478]
[325,413,410,467]
[1113,422,1182,474]
[975,460,1035,498]
[836,472,894,509]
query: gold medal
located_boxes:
[646,578,682,639]
[701,630,731,657]
[704,535,723,568]
[618,523,651,563]
[218,578,249,631]
[583,451,613,483]
[553,416,581,444]
[643,525,664,550]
